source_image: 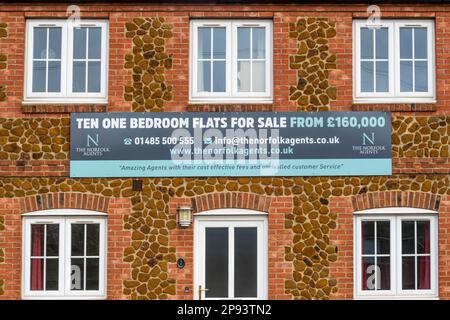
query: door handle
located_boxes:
[198,285,209,300]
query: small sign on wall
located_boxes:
[70,112,392,177]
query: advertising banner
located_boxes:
[70,112,392,177]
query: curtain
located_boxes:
[418,222,430,289]
[30,225,44,290]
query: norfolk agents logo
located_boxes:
[352,132,386,155]
[75,133,111,157]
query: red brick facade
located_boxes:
[0,2,449,300]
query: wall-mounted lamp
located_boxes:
[177,206,192,227]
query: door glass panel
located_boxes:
[71,224,85,256]
[205,227,228,298]
[46,258,59,290]
[234,227,257,298]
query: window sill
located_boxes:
[22,103,108,113]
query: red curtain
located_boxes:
[418,222,430,290]
[30,225,43,290]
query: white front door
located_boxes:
[194,211,268,300]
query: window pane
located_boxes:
[361,61,374,92]
[198,61,211,92]
[252,27,265,59]
[378,257,391,290]
[71,258,85,290]
[30,258,44,290]
[31,224,44,256]
[45,258,59,290]
[376,221,390,254]
[86,258,99,290]
[213,27,226,59]
[400,61,413,92]
[71,224,85,256]
[88,27,102,59]
[32,61,46,92]
[73,61,86,93]
[238,27,250,59]
[235,227,257,298]
[402,256,416,290]
[375,28,388,59]
[415,61,428,92]
[360,28,373,59]
[238,61,251,92]
[47,61,61,92]
[414,28,427,59]
[361,256,375,290]
[88,61,101,92]
[46,224,59,256]
[212,61,225,92]
[400,28,413,59]
[48,28,61,59]
[33,27,47,59]
[252,61,265,92]
[402,221,415,254]
[198,27,211,59]
[361,221,374,255]
[86,224,100,256]
[375,61,389,92]
[418,256,430,289]
[74,27,87,59]
[205,228,228,298]
[417,221,430,254]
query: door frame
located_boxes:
[193,209,268,300]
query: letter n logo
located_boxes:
[87,134,99,147]
[363,132,375,145]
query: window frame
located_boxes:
[24,19,109,104]
[22,211,107,300]
[190,19,273,104]
[353,19,435,104]
[354,208,438,300]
